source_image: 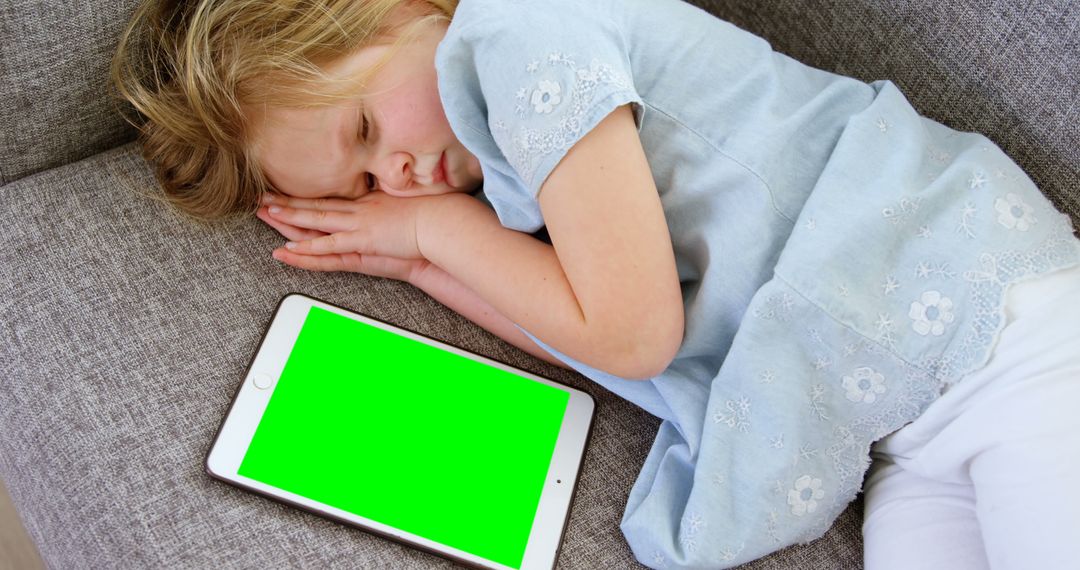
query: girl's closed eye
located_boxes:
[357,109,371,142]
[356,109,379,192]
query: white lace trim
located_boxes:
[494,53,633,188]
[768,217,1080,545]
[788,309,941,543]
[925,212,1080,386]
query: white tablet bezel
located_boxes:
[206,293,595,570]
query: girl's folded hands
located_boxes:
[257,191,445,282]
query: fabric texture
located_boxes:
[863,265,1080,570]
[436,0,1079,567]
[0,0,144,186]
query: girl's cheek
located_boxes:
[373,68,453,146]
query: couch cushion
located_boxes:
[0,0,141,185]
[0,143,863,568]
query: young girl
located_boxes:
[113,0,1080,568]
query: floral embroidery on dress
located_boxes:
[798,445,820,462]
[882,197,923,226]
[682,511,706,535]
[677,510,705,556]
[881,275,900,296]
[957,202,978,239]
[499,54,634,186]
[926,214,1080,384]
[714,397,752,432]
[531,80,562,114]
[874,313,897,348]
[548,51,574,66]
[765,511,782,543]
[808,384,830,421]
[753,292,795,320]
[841,367,887,403]
[961,253,1001,285]
[718,544,745,563]
[787,475,825,516]
[908,290,955,336]
[968,170,989,190]
[876,313,894,332]
[914,260,956,280]
[994,193,1037,231]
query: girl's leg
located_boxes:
[966,366,1080,569]
[863,457,989,570]
[864,265,1080,570]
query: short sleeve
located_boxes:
[436,0,643,229]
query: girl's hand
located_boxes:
[263,191,431,260]
[256,201,429,283]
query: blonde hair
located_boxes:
[110,0,457,221]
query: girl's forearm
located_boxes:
[418,195,596,359]
[408,260,570,369]
[418,193,676,380]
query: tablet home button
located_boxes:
[252,373,275,390]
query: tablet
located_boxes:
[206,293,595,570]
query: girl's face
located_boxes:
[252,14,483,200]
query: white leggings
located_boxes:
[863,264,1080,570]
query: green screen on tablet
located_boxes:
[238,306,570,568]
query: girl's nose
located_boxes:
[376,152,413,191]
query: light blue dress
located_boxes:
[435,0,1080,567]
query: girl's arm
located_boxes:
[258,207,568,369]
[407,261,570,369]
[272,105,683,379]
[418,105,683,379]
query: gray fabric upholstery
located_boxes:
[0,0,141,185]
[0,144,863,568]
[1,0,1077,568]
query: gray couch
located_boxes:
[2,0,1076,568]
